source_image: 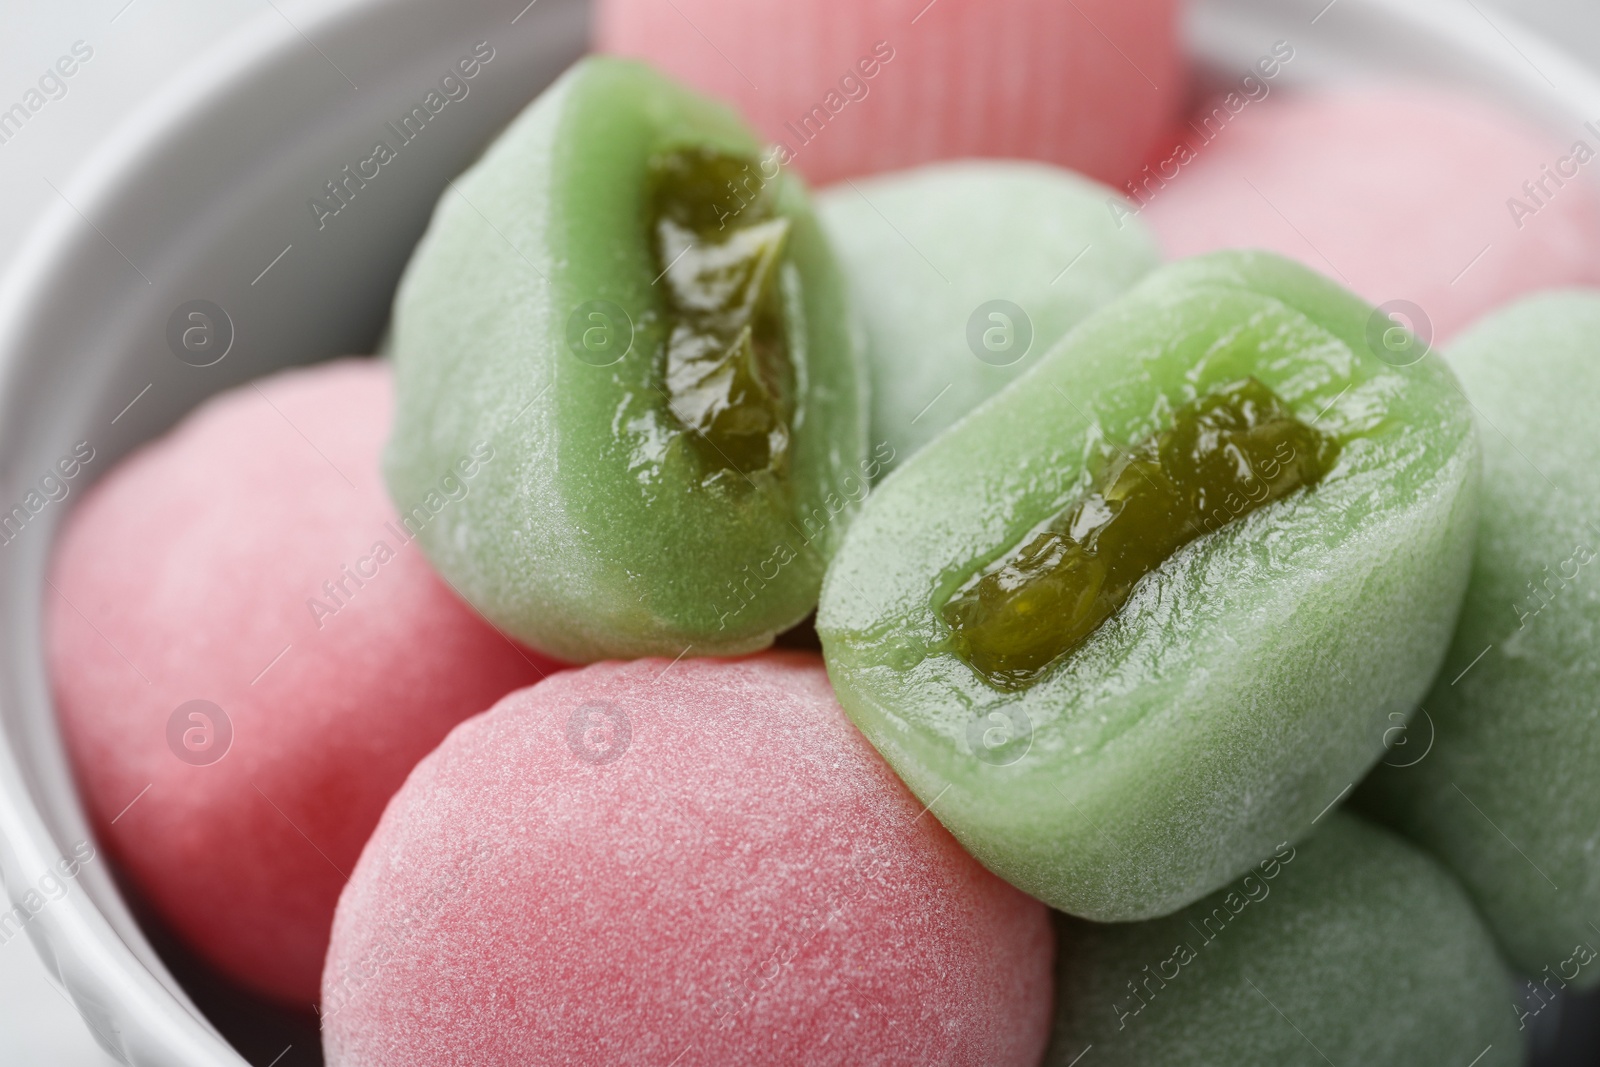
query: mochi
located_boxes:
[816,161,1159,472]
[1047,814,1518,1066]
[47,359,558,1005]
[321,654,1054,1065]
[819,251,1479,920]
[1359,290,1600,989]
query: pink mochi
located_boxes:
[47,359,560,1007]
[1139,85,1600,342]
[321,654,1054,1066]
[595,0,1184,187]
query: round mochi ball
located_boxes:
[47,359,560,1006]
[1140,86,1600,342]
[595,0,1185,188]
[816,160,1160,472]
[321,654,1054,1067]
[1359,291,1600,985]
[1046,813,1519,1066]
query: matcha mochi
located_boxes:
[816,161,1159,472]
[385,58,867,661]
[1360,291,1600,985]
[1047,814,1518,1066]
[818,251,1480,920]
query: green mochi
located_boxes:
[1358,291,1600,987]
[1047,813,1520,1067]
[384,57,867,661]
[815,161,1159,473]
[817,250,1480,920]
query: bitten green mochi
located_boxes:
[1047,813,1520,1067]
[385,57,867,661]
[815,161,1159,473]
[1359,291,1600,986]
[817,251,1480,920]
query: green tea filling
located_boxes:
[649,147,792,478]
[943,377,1340,691]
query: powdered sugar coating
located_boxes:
[1047,814,1518,1065]
[384,59,867,661]
[817,251,1479,921]
[1359,292,1600,983]
[595,0,1184,189]
[47,359,558,1005]
[322,654,1053,1066]
[1143,86,1600,342]
[816,161,1160,472]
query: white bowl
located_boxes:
[0,0,1594,1062]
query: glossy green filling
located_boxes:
[943,377,1340,690]
[650,147,792,478]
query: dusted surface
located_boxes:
[322,654,1053,1067]
[595,0,1185,188]
[1359,291,1600,986]
[816,161,1159,472]
[385,57,867,662]
[47,360,558,1005]
[819,251,1479,920]
[1047,813,1519,1066]
[1143,85,1600,343]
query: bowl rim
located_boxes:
[0,0,592,1061]
[0,8,372,1061]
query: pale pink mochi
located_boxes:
[596,0,1184,187]
[48,359,559,1007]
[321,654,1054,1067]
[1140,86,1600,341]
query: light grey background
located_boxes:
[0,0,1594,1062]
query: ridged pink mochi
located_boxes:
[1141,86,1600,341]
[322,655,1054,1066]
[596,0,1185,187]
[48,360,559,1006]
